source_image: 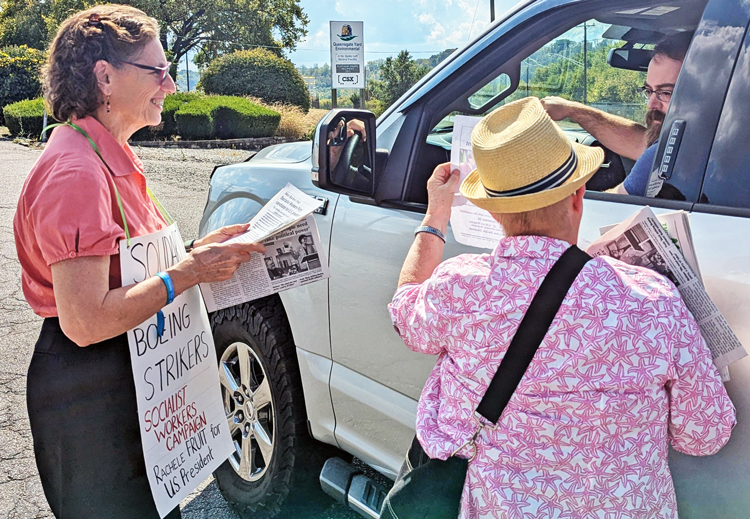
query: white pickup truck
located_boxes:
[198,0,750,517]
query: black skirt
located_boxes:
[27,318,181,519]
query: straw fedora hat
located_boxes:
[459,97,604,213]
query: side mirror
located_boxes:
[607,47,652,72]
[312,109,377,197]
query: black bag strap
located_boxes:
[475,245,591,424]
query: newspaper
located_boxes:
[200,184,330,312]
[449,115,505,249]
[587,207,746,372]
[599,211,702,282]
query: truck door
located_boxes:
[668,11,750,517]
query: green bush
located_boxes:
[210,96,280,139]
[162,92,201,136]
[3,97,45,137]
[174,96,280,140]
[199,49,311,111]
[0,45,46,125]
[174,97,215,140]
[130,92,201,141]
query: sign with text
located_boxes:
[120,223,233,518]
[330,21,364,89]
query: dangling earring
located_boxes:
[106,95,110,113]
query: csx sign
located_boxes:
[338,75,359,84]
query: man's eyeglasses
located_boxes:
[122,61,172,85]
[639,86,673,103]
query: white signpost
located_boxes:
[120,223,233,518]
[330,21,365,92]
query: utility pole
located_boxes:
[583,22,587,104]
[185,52,190,92]
[490,0,495,22]
[526,62,529,96]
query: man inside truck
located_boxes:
[541,32,691,196]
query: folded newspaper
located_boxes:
[200,183,330,312]
[587,207,746,374]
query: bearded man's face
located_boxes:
[642,55,683,147]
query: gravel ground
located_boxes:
[0,139,362,519]
[131,146,253,243]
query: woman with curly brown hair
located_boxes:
[13,5,265,518]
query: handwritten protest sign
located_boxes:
[120,223,233,518]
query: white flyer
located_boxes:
[201,215,330,312]
[120,223,234,518]
[449,115,505,249]
[201,184,330,312]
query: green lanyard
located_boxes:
[43,121,175,247]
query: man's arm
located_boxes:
[541,96,647,160]
[606,183,629,195]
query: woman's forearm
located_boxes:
[53,255,192,346]
[52,240,262,347]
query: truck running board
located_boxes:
[319,457,388,519]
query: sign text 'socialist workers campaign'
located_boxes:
[330,21,364,89]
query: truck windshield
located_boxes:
[428,20,649,148]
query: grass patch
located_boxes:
[246,96,327,140]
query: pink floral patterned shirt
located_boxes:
[388,236,735,519]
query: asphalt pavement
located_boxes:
[0,139,359,519]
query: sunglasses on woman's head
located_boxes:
[122,61,172,85]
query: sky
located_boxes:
[287,0,521,67]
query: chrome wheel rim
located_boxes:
[219,341,275,482]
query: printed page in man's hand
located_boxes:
[449,115,505,249]
[226,183,323,245]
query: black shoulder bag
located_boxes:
[381,245,591,519]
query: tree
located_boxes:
[0,45,46,124]
[370,50,428,106]
[0,0,309,72]
[199,48,310,110]
[0,0,50,49]
[415,48,456,68]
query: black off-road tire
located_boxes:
[210,296,311,519]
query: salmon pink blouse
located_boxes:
[14,117,166,317]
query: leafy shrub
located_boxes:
[210,96,280,139]
[0,45,46,125]
[174,96,281,140]
[130,92,201,141]
[174,97,215,140]
[199,49,311,111]
[129,124,160,141]
[366,98,387,118]
[162,92,201,136]
[3,97,45,137]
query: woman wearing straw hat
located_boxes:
[13,5,265,518]
[388,97,734,518]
